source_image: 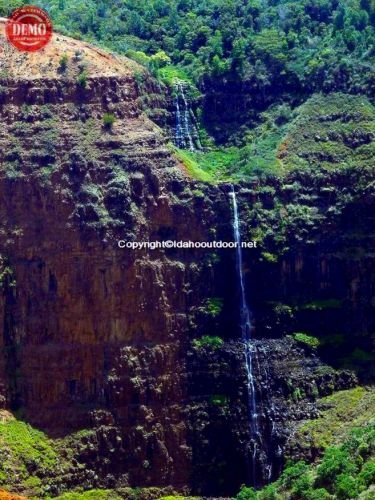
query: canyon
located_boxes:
[0,20,374,499]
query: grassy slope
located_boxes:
[0,415,59,497]
[290,387,375,456]
[178,93,375,182]
[236,387,375,499]
[279,93,375,172]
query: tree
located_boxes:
[335,474,361,500]
[0,0,24,16]
[316,448,357,488]
[236,485,257,500]
[150,50,171,70]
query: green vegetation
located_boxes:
[301,299,343,311]
[191,189,204,199]
[173,93,375,181]
[0,1,374,499]
[235,387,375,498]
[0,0,23,16]
[22,0,375,101]
[125,49,171,74]
[102,113,116,129]
[59,53,69,72]
[52,490,122,500]
[292,332,320,350]
[2,2,372,181]
[2,0,370,157]
[77,70,88,88]
[291,387,375,455]
[51,488,189,500]
[209,394,228,406]
[237,418,375,499]
[160,497,187,500]
[261,252,278,264]
[192,335,224,350]
[291,387,305,402]
[183,148,240,181]
[0,417,58,495]
[173,148,214,183]
[280,94,375,172]
[157,65,191,86]
[176,101,290,180]
[202,297,223,318]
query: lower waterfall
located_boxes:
[229,185,272,487]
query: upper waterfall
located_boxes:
[173,80,201,151]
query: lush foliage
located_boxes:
[202,297,224,317]
[292,387,375,454]
[52,490,122,500]
[192,335,224,349]
[237,418,375,499]
[175,92,375,180]
[173,148,214,182]
[9,0,374,99]
[0,416,58,496]
[292,332,320,349]
[2,0,374,167]
[1,0,373,146]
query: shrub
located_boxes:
[59,54,69,72]
[273,303,294,319]
[204,297,224,317]
[73,49,83,61]
[335,473,361,499]
[192,335,224,349]
[258,484,279,499]
[358,460,375,487]
[305,488,331,500]
[292,332,320,349]
[209,394,228,406]
[103,113,116,129]
[280,461,309,489]
[149,50,171,70]
[77,70,88,88]
[236,485,257,500]
[53,490,122,500]
[262,252,278,263]
[301,299,342,311]
[292,387,304,402]
[290,472,314,499]
[192,189,205,198]
[0,256,16,289]
[316,448,357,488]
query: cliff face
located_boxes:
[0,22,216,490]
[0,22,372,498]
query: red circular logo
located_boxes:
[5,6,52,52]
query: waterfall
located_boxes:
[174,80,201,151]
[230,185,262,486]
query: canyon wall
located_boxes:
[0,28,373,497]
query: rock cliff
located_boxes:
[0,20,371,498]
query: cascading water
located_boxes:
[230,185,271,487]
[174,80,201,150]
[230,185,259,482]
